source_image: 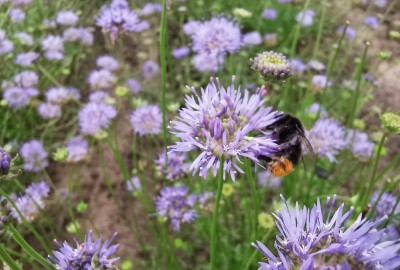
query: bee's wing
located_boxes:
[296,126,317,164]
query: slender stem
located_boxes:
[36,64,62,87]
[0,245,22,270]
[209,156,225,270]
[246,159,258,237]
[289,0,311,58]
[311,0,327,60]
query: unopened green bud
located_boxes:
[53,147,69,161]
[381,112,400,133]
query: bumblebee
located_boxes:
[261,114,314,177]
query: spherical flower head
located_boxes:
[364,16,379,29]
[20,140,48,172]
[49,230,120,269]
[41,35,64,60]
[306,102,328,119]
[45,87,80,105]
[140,3,162,15]
[233,8,252,19]
[380,112,400,133]
[190,16,242,55]
[56,10,79,26]
[251,51,292,81]
[14,70,39,88]
[65,136,89,162]
[37,103,62,119]
[88,91,110,103]
[155,151,189,180]
[79,102,117,135]
[183,20,201,36]
[88,69,116,89]
[126,176,141,193]
[154,185,199,231]
[370,192,400,219]
[291,58,307,73]
[257,170,281,188]
[14,52,40,66]
[338,25,356,41]
[169,76,281,180]
[306,118,348,162]
[193,52,224,73]
[8,8,25,22]
[96,55,120,71]
[258,212,275,230]
[308,59,326,72]
[242,31,262,46]
[346,129,374,159]
[130,104,162,136]
[0,29,14,55]
[142,60,159,78]
[262,8,277,20]
[222,183,234,197]
[296,9,315,26]
[172,46,190,59]
[3,86,38,109]
[127,78,141,94]
[312,75,332,92]
[15,32,33,45]
[0,147,11,175]
[63,27,94,45]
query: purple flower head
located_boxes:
[291,58,307,73]
[89,91,110,103]
[3,87,38,109]
[308,59,326,72]
[0,30,13,54]
[126,176,141,192]
[56,10,79,26]
[11,0,31,6]
[41,35,64,60]
[251,51,292,81]
[296,9,315,26]
[45,87,80,105]
[193,52,224,73]
[338,25,356,41]
[20,140,48,172]
[306,102,328,118]
[96,55,120,71]
[49,230,119,269]
[8,8,25,22]
[168,76,281,180]
[257,170,281,188]
[14,71,38,88]
[66,136,88,162]
[278,0,291,2]
[262,8,277,20]
[43,19,57,28]
[15,32,33,45]
[364,73,379,86]
[37,103,62,119]
[312,75,332,91]
[253,195,400,270]
[0,147,11,175]
[127,78,141,94]
[79,102,117,135]
[155,150,190,180]
[346,130,374,159]
[96,1,149,40]
[142,60,159,78]
[363,0,387,8]
[172,46,190,59]
[141,3,162,15]
[63,27,94,45]
[306,118,348,162]
[130,104,162,136]
[370,192,400,219]
[154,185,199,231]
[264,33,278,47]
[364,16,379,29]
[88,69,115,89]
[14,52,40,66]
[183,20,201,36]
[242,31,262,46]
[190,16,242,55]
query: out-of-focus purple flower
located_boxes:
[242,31,262,46]
[363,0,387,8]
[37,103,62,119]
[155,150,189,180]
[308,59,326,72]
[63,27,94,45]
[346,130,374,158]
[0,147,11,175]
[56,10,79,26]
[78,102,117,135]
[49,230,119,269]
[312,75,332,91]
[338,25,356,41]
[306,102,328,118]
[370,192,400,219]
[262,8,277,20]
[14,71,39,88]
[14,52,40,66]
[3,87,38,109]
[154,185,199,231]
[169,77,281,180]
[15,32,33,45]
[253,195,400,270]
[126,176,141,192]
[291,58,306,73]
[127,78,141,94]
[96,55,119,71]
[130,104,162,136]
[43,19,57,28]
[142,60,159,78]
[364,16,379,29]
[141,3,162,15]
[296,9,315,26]
[66,136,88,162]
[306,118,348,162]
[263,33,278,47]
[189,16,242,55]
[20,140,48,172]
[193,52,224,73]
[87,69,115,89]
[183,20,201,36]
[11,0,31,6]
[96,1,149,40]
[41,35,64,60]
[278,0,291,2]
[0,30,14,55]
[172,46,190,59]
[8,8,25,22]
[88,91,110,103]
[364,73,379,86]
[45,87,80,105]
[257,170,281,188]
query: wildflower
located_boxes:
[291,58,307,73]
[169,77,281,180]
[242,31,262,46]
[278,0,291,2]
[189,16,241,55]
[363,0,387,8]
[296,9,315,26]
[78,102,117,135]
[142,60,159,78]
[14,32,33,45]
[251,51,292,81]
[183,20,201,36]
[11,0,31,6]
[14,71,38,88]
[346,130,374,159]
[140,2,162,15]
[130,104,162,136]
[41,35,64,60]
[43,19,57,28]
[63,27,94,45]
[193,52,224,73]
[262,8,277,20]
[258,212,274,230]
[222,183,234,197]
[253,195,400,270]
[87,69,115,89]
[115,86,129,97]
[154,185,198,231]
[88,91,110,103]
[257,170,281,188]
[127,78,141,94]
[8,8,25,22]
[14,52,40,66]
[0,147,11,175]
[264,33,278,48]
[45,87,80,105]
[380,112,400,133]
[338,25,357,41]
[155,151,189,180]
[370,192,400,219]
[56,10,79,26]
[306,102,328,118]
[0,30,14,55]
[126,176,141,193]
[37,103,62,119]
[306,118,348,162]
[65,136,88,162]
[172,46,190,59]
[232,8,252,19]
[311,74,332,92]
[3,87,38,109]
[20,140,48,172]
[49,230,119,269]
[96,55,119,71]
[364,16,379,29]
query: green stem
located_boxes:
[209,156,225,270]
[0,245,22,270]
[289,0,311,58]
[246,159,258,237]
[311,0,327,60]
[36,64,62,87]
